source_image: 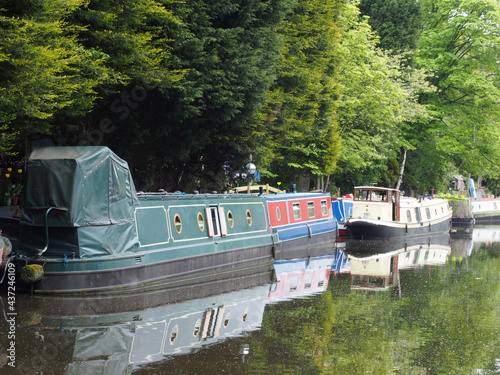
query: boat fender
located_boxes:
[306,224,313,238]
[272,245,276,259]
[20,264,44,284]
[62,254,68,268]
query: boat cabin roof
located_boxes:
[354,186,399,193]
[261,192,331,201]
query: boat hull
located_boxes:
[15,242,274,294]
[346,217,451,239]
[273,229,336,260]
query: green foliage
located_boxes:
[0,0,109,155]
[0,0,498,192]
[358,0,423,53]
[415,0,500,188]
[333,3,407,189]
[255,0,344,188]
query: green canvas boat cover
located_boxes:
[21,146,140,258]
[22,146,139,228]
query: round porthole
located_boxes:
[246,210,252,226]
[197,212,205,231]
[174,214,182,234]
[227,211,234,228]
[276,207,281,221]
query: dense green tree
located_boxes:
[254,0,344,191]
[68,0,291,191]
[414,0,500,192]
[0,0,109,156]
[331,3,405,192]
[358,0,423,53]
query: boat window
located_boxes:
[494,202,497,209]
[308,202,315,218]
[426,208,431,220]
[415,208,422,222]
[211,209,220,236]
[276,207,281,221]
[193,319,201,337]
[174,214,182,234]
[227,211,234,228]
[206,207,221,237]
[223,312,231,328]
[289,276,299,291]
[355,189,371,201]
[373,190,387,202]
[242,306,249,322]
[305,272,313,288]
[293,203,301,220]
[435,209,438,216]
[406,210,412,222]
[321,200,328,215]
[197,213,205,231]
[246,210,252,226]
[170,325,178,345]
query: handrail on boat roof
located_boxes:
[354,186,400,192]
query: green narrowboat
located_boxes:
[14,147,276,294]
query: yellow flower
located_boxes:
[7,167,12,172]
[5,173,10,178]
[17,169,22,174]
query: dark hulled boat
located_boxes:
[12,146,277,294]
[346,186,452,239]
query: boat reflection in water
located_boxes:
[345,234,451,291]
[0,266,274,374]
[0,245,339,374]
[451,226,500,260]
[267,253,336,303]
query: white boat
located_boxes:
[346,186,452,239]
[470,198,500,225]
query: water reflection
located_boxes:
[0,266,275,374]
[268,254,335,303]
[345,234,451,291]
[0,247,338,374]
[1,228,499,374]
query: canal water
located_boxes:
[1,227,499,375]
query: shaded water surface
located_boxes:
[1,227,499,374]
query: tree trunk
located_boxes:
[395,148,408,191]
[324,174,331,193]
